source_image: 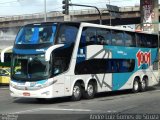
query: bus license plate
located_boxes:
[23,92,30,96]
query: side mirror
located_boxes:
[1,46,13,63]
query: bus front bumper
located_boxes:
[10,85,55,99]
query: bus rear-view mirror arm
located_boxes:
[0,46,13,63]
[45,44,64,61]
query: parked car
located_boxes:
[0,68,10,85]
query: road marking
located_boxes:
[40,108,92,112]
[13,108,42,114]
[154,89,160,92]
[13,108,93,114]
[107,110,117,113]
[13,107,118,114]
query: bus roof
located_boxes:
[22,21,158,35]
[80,22,159,35]
[23,22,80,27]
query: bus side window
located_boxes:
[145,34,158,48]
[111,30,124,46]
[151,35,158,48]
[124,32,136,47]
[111,60,119,72]
[57,25,78,44]
[96,28,111,45]
[136,33,146,47]
[82,27,97,45]
[146,35,152,48]
[105,30,111,45]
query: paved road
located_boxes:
[0,86,160,120]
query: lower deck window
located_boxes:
[75,59,135,75]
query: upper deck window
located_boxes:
[15,24,56,44]
[124,32,136,47]
[111,30,124,46]
[80,27,111,46]
[55,24,79,45]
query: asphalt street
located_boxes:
[0,85,160,120]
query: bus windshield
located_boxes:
[12,54,51,81]
[15,24,57,44]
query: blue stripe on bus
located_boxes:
[13,48,46,54]
[112,73,132,90]
[32,27,39,44]
[104,46,158,90]
[36,80,47,84]
[51,25,56,42]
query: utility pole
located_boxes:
[108,0,111,26]
[44,0,47,22]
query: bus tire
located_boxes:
[132,78,140,93]
[71,83,82,101]
[83,82,95,99]
[140,77,147,92]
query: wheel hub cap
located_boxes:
[88,85,93,96]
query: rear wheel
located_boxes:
[83,82,96,99]
[140,78,147,92]
[71,83,82,101]
[132,78,140,93]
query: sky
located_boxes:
[0,0,141,16]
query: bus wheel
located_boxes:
[140,78,147,92]
[83,82,95,99]
[132,78,140,93]
[71,83,82,101]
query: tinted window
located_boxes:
[111,30,124,46]
[124,32,136,47]
[136,34,146,47]
[15,24,56,44]
[84,27,97,45]
[96,29,111,45]
[75,59,135,75]
[136,33,158,48]
[150,35,158,48]
[80,27,111,46]
[80,27,158,48]
[51,44,74,77]
[55,24,79,45]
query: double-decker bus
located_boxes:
[1,22,159,101]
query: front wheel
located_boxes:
[132,79,140,93]
[83,82,96,99]
[71,83,82,101]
